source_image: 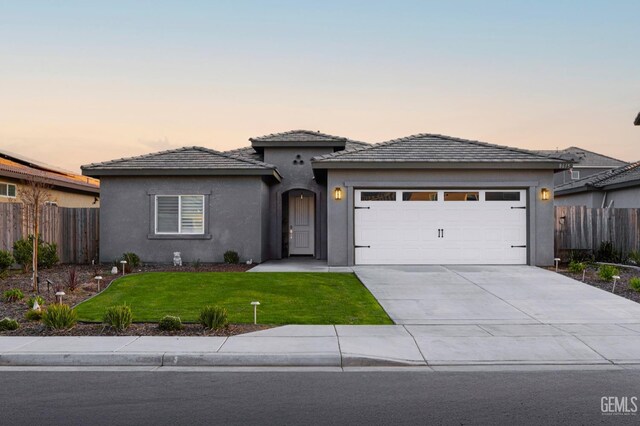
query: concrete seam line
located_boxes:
[216,336,230,352]
[403,325,429,366]
[444,266,543,324]
[334,325,343,369]
[476,325,496,336]
[114,336,141,352]
[568,334,615,365]
[617,323,640,333]
[3,337,45,352]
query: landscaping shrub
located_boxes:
[158,315,183,331]
[628,251,640,266]
[24,309,43,321]
[568,249,594,264]
[0,318,19,331]
[122,252,141,272]
[597,264,619,281]
[199,305,228,330]
[630,277,640,292]
[38,242,59,269]
[192,259,202,269]
[595,242,622,263]
[67,266,79,292]
[42,304,78,330]
[26,295,45,309]
[3,288,24,303]
[103,304,133,332]
[13,237,33,272]
[0,249,15,274]
[568,261,586,274]
[12,236,59,271]
[223,250,239,264]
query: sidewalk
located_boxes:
[2,324,640,368]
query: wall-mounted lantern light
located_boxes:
[541,188,550,201]
[334,187,342,201]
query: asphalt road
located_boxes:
[1,369,639,425]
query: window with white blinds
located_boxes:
[155,195,205,234]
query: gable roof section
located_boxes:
[226,139,370,162]
[312,133,570,169]
[555,161,640,195]
[537,146,627,168]
[0,157,99,194]
[250,130,351,149]
[81,146,281,180]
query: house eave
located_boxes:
[82,168,282,182]
[251,141,346,149]
[0,170,100,195]
[311,161,570,170]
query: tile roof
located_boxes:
[536,147,627,168]
[0,157,99,192]
[313,133,567,164]
[82,146,278,174]
[225,140,370,162]
[250,130,348,143]
[556,161,640,194]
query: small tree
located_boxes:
[19,173,53,293]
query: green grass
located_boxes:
[75,272,393,325]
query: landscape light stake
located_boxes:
[582,269,586,282]
[55,291,65,305]
[95,276,103,292]
[612,275,620,293]
[554,258,561,272]
[120,260,127,276]
[251,301,260,325]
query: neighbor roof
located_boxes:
[82,146,282,180]
[0,157,99,194]
[536,147,627,168]
[555,161,640,195]
[312,133,569,168]
[635,112,640,126]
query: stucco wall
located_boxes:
[99,175,268,264]
[555,187,640,208]
[326,168,556,266]
[263,147,333,259]
[0,176,99,207]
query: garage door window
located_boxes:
[402,191,438,201]
[486,191,521,201]
[444,192,479,201]
[361,191,396,201]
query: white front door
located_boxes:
[289,192,315,256]
[354,189,527,265]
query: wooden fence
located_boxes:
[555,206,640,257]
[0,203,99,264]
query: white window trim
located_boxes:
[154,195,205,235]
[570,170,580,180]
[0,182,17,198]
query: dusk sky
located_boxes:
[1,0,638,173]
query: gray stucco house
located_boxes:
[537,147,627,187]
[555,161,640,208]
[82,130,569,266]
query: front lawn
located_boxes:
[75,272,393,325]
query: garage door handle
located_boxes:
[511,206,526,209]
[355,206,370,210]
[355,245,371,248]
[511,245,527,248]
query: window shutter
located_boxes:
[156,196,179,233]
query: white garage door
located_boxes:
[354,189,527,265]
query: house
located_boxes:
[0,149,100,207]
[555,161,640,208]
[537,147,627,187]
[81,130,569,266]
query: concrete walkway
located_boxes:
[249,258,353,273]
[2,324,640,367]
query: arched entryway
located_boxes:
[282,189,316,257]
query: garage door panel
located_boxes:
[355,189,527,265]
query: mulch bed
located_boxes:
[1,263,265,337]
[553,263,640,304]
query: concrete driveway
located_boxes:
[354,265,640,325]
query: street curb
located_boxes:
[162,352,341,367]
[0,352,163,366]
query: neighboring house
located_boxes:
[634,112,639,125]
[82,130,569,266]
[0,150,100,207]
[555,161,640,208]
[537,147,627,187]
